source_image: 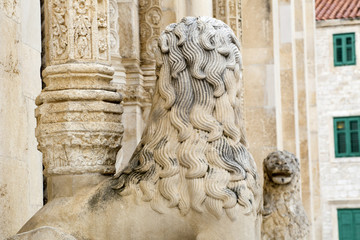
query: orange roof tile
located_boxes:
[316,0,360,20]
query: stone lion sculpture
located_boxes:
[10,17,262,240]
[261,151,310,240]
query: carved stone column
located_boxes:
[115,0,160,169]
[138,0,161,115]
[109,0,126,87]
[37,0,123,200]
[213,0,242,42]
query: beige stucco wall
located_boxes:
[0,0,43,237]
[316,20,360,240]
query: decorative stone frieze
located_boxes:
[37,0,123,199]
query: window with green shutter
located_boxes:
[333,33,356,66]
[338,209,360,240]
[334,117,360,157]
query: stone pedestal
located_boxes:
[37,0,123,200]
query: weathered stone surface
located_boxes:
[35,0,124,201]
[0,0,43,237]
[262,151,310,240]
[11,17,262,240]
[8,226,77,240]
[36,66,124,178]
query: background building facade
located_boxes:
[316,1,360,239]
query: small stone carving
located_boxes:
[73,0,91,59]
[0,0,18,20]
[146,7,161,26]
[51,0,68,58]
[262,151,310,240]
[10,17,261,240]
[139,0,162,63]
[97,14,107,28]
[121,84,153,103]
[140,22,152,41]
[97,0,110,60]
[98,38,108,53]
[139,0,150,9]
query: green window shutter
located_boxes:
[334,117,360,157]
[338,210,354,240]
[350,120,360,154]
[334,36,344,66]
[338,209,360,240]
[333,33,356,66]
[354,210,360,239]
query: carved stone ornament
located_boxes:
[0,0,19,20]
[73,0,91,59]
[97,0,109,60]
[46,0,111,65]
[121,84,153,104]
[10,17,261,240]
[262,151,310,240]
[51,0,68,59]
[108,0,119,54]
[213,0,242,42]
[139,0,162,64]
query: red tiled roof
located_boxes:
[316,0,360,20]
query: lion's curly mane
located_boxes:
[112,17,261,220]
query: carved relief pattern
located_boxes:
[97,0,109,60]
[73,0,92,59]
[47,0,112,64]
[139,0,162,63]
[213,0,242,42]
[109,0,119,54]
[50,0,69,60]
[0,0,19,21]
[39,132,123,175]
[121,85,153,103]
[237,0,242,41]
